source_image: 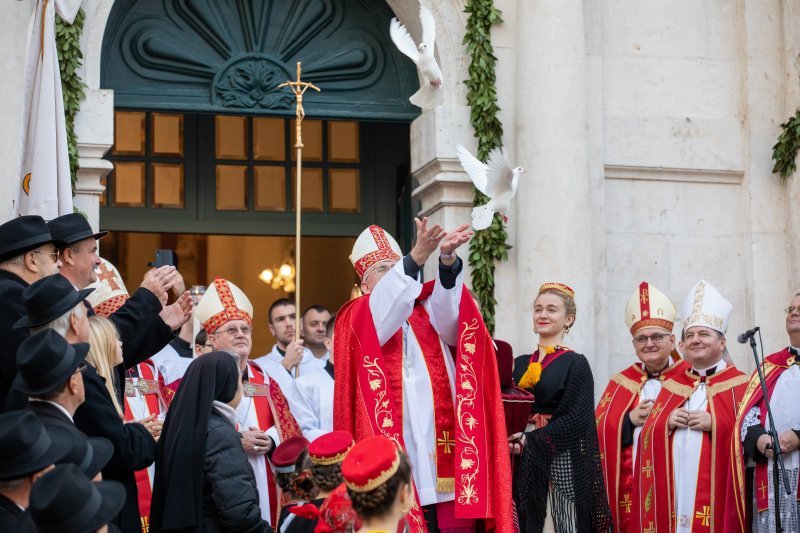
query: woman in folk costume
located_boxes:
[289,430,356,532]
[726,291,800,532]
[595,282,688,532]
[511,283,612,532]
[630,280,747,533]
[341,436,414,533]
[149,351,269,533]
[273,437,317,532]
[196,278,304,527]
[334,220,513,533]
[87,260,169,533]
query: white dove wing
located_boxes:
[419,4,437,55]
[456,145,489,195]
[389,18,420,63]
[484,149,515,200]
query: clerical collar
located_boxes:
[28,398,74,422]
[691,359,727,377]
[643,361,670,380]
[791,347,800,357]
[276,346,286,357]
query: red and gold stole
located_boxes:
[333,281,513,533]
[246,361,302,526]
[726,348,799,530]
[123,361,163,533]
[595,360,688,532]
[631,366,747,532]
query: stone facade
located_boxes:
[1,0,798,398]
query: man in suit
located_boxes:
[0,216,62,410]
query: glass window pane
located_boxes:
[114,111,145,155]
[216,165,248,210]
[253,118,285,161]
[152,163,184,208]
[290,119,322,162]
[254,166,286,211]
[113,162,145,207]
[151,113,183,156]
[291,168,323,212]
[328,121,359,163]
[329,169,360,213]
[216,116,247,159]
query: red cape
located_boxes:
[334,281,513,533]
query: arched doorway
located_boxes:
[99,0,419,350]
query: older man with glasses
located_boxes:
[727,292,800,532]
[595,282,688,531]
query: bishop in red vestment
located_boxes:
[334,219,513,533]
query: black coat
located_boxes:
[74,364,157,533]
[27,399,88,441]
[0,270,29,411]
[0,494,23,531]
[200,409,270,533]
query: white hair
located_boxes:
[29,302,86,337]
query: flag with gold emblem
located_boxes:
[14,0,82,219]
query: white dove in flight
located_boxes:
[389,3,443,109]
[456,145,526,230]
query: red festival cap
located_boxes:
[341,436,400,493]
[309,430,354,466]
[272,436,310,474]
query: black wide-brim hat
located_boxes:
[48,213,108,245]
[13,330,90,396]
[46,425,113,479]
[0,215,63,262]
[24,464,125,533]
[14,274,94,329]
[0,411,72,481]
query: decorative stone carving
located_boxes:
[213,55,294,110]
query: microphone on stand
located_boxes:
[737,326,760,344]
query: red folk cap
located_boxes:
[341,436,400,493]
[309,430,354,466]
[272,436,310,474]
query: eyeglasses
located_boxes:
[363,263,393,283]
[33,250,59,261]
[785,306,800,315]
[633,332,672,345]
[74,362,88,374]
[217,326,252,337]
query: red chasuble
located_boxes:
[334,281,513,533]
[630,364,747,532]
[595,359,689,532]
[725,348,800,531]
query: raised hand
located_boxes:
[409,217,445,266]
[140,266,179,299]
[159,291,192,330]
[439,223,473,260]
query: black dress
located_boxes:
[512,350,612,533]
[279,497,325,533]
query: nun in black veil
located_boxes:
[149,351,271,533]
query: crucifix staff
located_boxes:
[279,62,320,377]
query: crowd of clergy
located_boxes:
[0,212,797,533]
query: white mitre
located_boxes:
[349,225,402,279]
[680,280,732,335]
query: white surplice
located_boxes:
[296,369,334,433]
[148,343,192,386]
[254,345,328,378]
[632,375,664,463]
[368,260,462,506]
[672,359,726,532]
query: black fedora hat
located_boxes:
[13,274,94,329]
[0,215,62,262]
[13,330,89,396]
[0,412,71,481]
[48,213,108,245]
[26,464,125,533]
[46,425,113,480]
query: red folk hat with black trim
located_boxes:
[272,436,310,474]
[341,436,400,493]
[309,430,354,466]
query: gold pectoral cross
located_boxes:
[437,431,455,454]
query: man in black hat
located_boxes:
[0,411,72,530]
[23,464,125,533]
[0,216,62,411]
[49,213,193,375]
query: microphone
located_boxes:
[737,326,760,344]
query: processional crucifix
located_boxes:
[279,62,320,377]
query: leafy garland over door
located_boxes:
[56,10,86,196]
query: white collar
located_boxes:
[693,359,727,376]
[28,398,74,422]
[212,400,238,426]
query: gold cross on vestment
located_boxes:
[759,480,768,499]
[644,522,656,533]
[642,459,654,479]
[695,505,711,527]
[437,431,455,454]
[599,393,613,408]
[620,493,632,513]
[649,402,665,417]
[97,263,120,290]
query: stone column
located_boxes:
[513,1,599,379]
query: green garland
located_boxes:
[55,9,86,195]
[463,0,508,334]
[772,108,800,182]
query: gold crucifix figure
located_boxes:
[279,62,320,377]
